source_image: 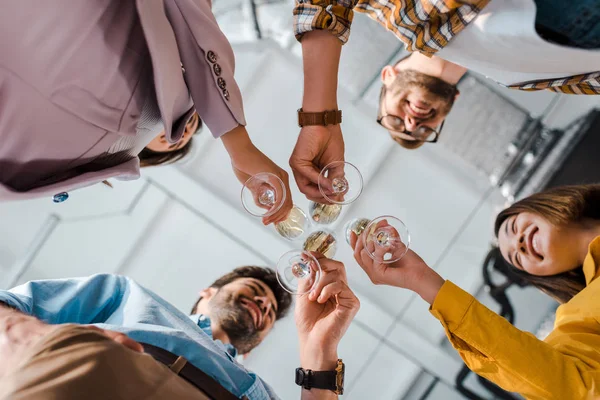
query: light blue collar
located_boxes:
[189,314,238,358]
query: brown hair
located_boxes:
[139,113,202,168]
[102,114,202,187]
[494,184,600,303]
[189,266,293,320]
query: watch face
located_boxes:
[336,360,345,394]
[295,368,306,386]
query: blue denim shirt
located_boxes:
[0,274,279,400]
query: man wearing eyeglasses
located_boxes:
[289,0,600,200]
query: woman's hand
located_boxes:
[350,223,445,304]
[221,125,293,225]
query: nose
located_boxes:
[254,296,272,316]
[404,115,419,132]
[515,232,527,255]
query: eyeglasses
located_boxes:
[377,84,444,143]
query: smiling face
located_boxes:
[497,211,583,276]
[379,68,457,144]
[205,277,279,354]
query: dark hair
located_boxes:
[190,266,293,320]
[139,113,202,168]
[494,184,600,303]
[101,114,202,187]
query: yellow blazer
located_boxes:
[431,237,600,400]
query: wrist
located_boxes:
[300,345,338,370]
[413,268,445,305]
[221,125,253,158]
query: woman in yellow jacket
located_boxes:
[350,184,600,400]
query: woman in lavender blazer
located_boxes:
[0,0,292,223]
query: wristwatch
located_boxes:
[295,359,345,394]
[297,108,342,127]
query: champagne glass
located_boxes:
[346,216,410,263]
[318,161,363,205]
[275,205,310,241]
[277,250,321,295]
[343,217,371,245]
[308,201,343,225]
[241,173,285,218]
[303,229,338,259]
[241,173,309,241]
[309,161,364,225]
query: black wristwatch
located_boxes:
[295,359,345,395]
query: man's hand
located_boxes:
[289,125,345,203]
[350,224,445,304]
[295,254,359,370]
[221,125,293,225]
[0,307,143,378]
[83,325,144,353]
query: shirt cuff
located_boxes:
[294,3,354,44]
[429,280,475,332]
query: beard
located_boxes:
[208,291,261,355]
[388,69,457,110]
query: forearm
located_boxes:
[299,346,339,400]
[0,305,52,378]
[220,124,254,156]
[301,31,342,111]
[412,267,446,305]
[301,388,337,400]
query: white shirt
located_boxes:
[437,0,600,87]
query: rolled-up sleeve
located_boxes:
[294,0,358,44]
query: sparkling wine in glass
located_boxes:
[308,201,343,225]
[343,217,371,245]
[277,250,321,295]
[275,205,310,241]
[241,173,309,241]
[361,216,410,263]
[303,229,338,259]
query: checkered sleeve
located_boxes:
[508,72,600,95]
[293,0,358,44]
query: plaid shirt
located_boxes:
[293,0,600,95]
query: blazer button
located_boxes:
[207,51,217,63]
[181,62,186,73]
[53,192,69,203]
[213,63,222,76]
[217,77,226,90]
[223,89,230,101]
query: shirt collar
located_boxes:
[189,314,239,358]
[582,236,600,285]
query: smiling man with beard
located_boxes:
[0,258,360,399]
[189,266,293,356]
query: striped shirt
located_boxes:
[293,0,600,95]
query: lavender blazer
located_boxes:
[0,0,246,201]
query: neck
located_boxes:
[575,221,600,265]
[194,303,232,345]
[396,53,466,84]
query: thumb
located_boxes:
[295,160,322,186]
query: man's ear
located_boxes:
[454,89,460,102]
[199,287,217,301]
[381,65,398,84]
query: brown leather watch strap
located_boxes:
[297,109,342,127]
